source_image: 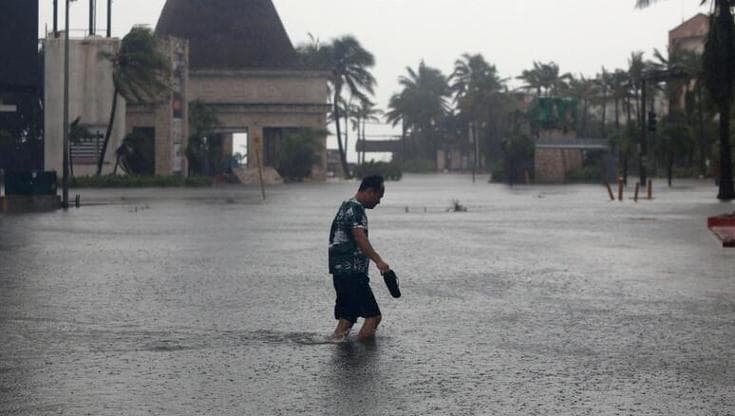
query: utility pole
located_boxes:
[639,78,648,187]
[62,0,73,209]
[106,0,111,37]
[53,0,59,38]
[89,0,94,36]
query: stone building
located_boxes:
[669,13,708,54]
[154,0,330,179]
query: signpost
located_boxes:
[253,134,266,201]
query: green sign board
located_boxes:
[528,96,578,130]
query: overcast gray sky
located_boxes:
[39,0,711,159]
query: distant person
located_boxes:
[328,175,390,342]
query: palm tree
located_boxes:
[394,61,451,163]
[637,0,734,199]
[597,67,610,137]
[567,75,597,136]
[352,99,382,164]
[97,26,170,176]
[326,36,376,178]
[451,53,506,169]
[385,92,410,160]
[518,61,572,96]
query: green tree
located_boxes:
[451,54,507,165]
[656,110,694,186]
[97,26,171,176]
[637,0,734,199]
[187,100,221,176]
[352,99,382,164]
[567,75,598,136]
[394,61,451,164]
[518,61,572,96]
[274,128,325,181]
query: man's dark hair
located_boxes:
[359,175,384,192]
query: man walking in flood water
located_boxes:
[329,175,390,342]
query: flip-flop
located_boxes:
[382,270,401,298]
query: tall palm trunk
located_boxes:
[717,102,734,199]
[696,87,707,176]
[361,116,367,164]
[614,97,620,132]
[97,86,118,176]
[600,90,607,138]
[343,109,349,163]
[332,92,350,178]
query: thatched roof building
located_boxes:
[155,0,298,70]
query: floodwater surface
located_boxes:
[1,175,733,415]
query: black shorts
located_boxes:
[332,273,381,324]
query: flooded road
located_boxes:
[1,174,733,415]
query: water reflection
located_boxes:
[326,339,382,415]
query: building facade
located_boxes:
[44,35,126,176]
[155,0,330,180]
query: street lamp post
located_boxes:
[639,78,647,187]
[62,0,75,209]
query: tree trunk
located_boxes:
[614,97,620,132]
[696,87,708,176]
[601,91,607,138]
[343,109,349,163]
[361,117,367,164]
[97,86,118,176]
[717,103,735,199]
[332,93,350,179]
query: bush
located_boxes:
[70,175,212,188]
[401,158,435,173]
[354,161,402,181]
[490,161,507,182]
[275,128,324,182]
[565,165,602,183]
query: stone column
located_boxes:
[222,133,233,160]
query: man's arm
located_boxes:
[352,227,390,273]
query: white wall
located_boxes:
[44,35,127,176]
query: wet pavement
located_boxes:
[1,174,733,415]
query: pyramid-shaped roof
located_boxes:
[155,0,298,70]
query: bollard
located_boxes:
[405,206,409,213]
[75,194,80,208]
[617,177,624,201]
[647,179,652,200]
[605,182,615,201]
[634,182,640,202]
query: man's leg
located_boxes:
[332,319,353,340]
[357,315,381,341]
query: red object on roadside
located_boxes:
[707,213,735,247]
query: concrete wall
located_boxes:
[44,36,126,176]
[189,70,328,105]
